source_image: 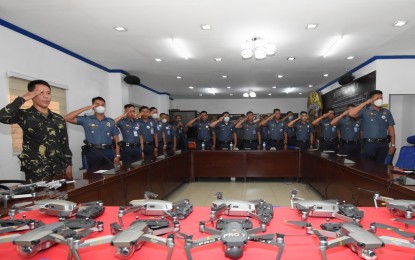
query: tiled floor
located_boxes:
[166,179,322,206]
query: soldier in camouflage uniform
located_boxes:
[0,80,73,183]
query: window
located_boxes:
[8,77,67,154]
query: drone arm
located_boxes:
[117,205,145,226]
[0,233,20,244]
[78,235,114,248]
[210,203,228,221]
[379,235,415,249]
[184,234,222,259]
[246,223,267,234]
[326,236,352,249]
[248,233,285,260]
[332,212,354,222]
[199,222,221,235]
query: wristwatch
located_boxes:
[391,144,396,147]
[116,154,121,157]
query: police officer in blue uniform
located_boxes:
[65,96,120,172]
[186,111,215,150]
[330,104,361,156]
[160,113,176,156]
[173,114,188,151]
[138,106,158,162]
[283,111,296,147]
[260,108,287,150]
[210,112,237,150]
[235,114,246,150]
[259,114,270,145]
[312,108,338,152]
[287,111,314,150]
[235,111,262,150]
[349,90,396,163]
[114,104,143,169]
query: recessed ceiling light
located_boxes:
[155,58,163,62]
[230,93,233,96]
[171,38,191,60]
[201,24,212,30]
[214,58,222,62]
[299,93,303,95]
[277,75,284,78]
[227,86,231,89]
[323,74,329,77]
[309,84,313,88]
[268,93,272,96]
[177,76,182,79]
[199,93,203,96]
[114,26,127,32]
[306,23,318,29]
[188,86,194,89]
[346,56,354,60]
[393,21,407,27]
[287,57,295,61]
[272,86,277,89]
[222,75,228,78]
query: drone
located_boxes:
[184,218,284,260]
[290,190,364,222]
[117,191,193,226]
[289,220,415,260]
[210,192,274,224]
[0,217,44,235]
[0,218,107,259]
[372,192,415,219]
[109,219,176,260]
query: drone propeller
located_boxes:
[313,229,337,238]
[372,222,415,238]
[356,187,378,194]
[285,220,311,228]
[249,233,275,241]
[0,233,20,244]
[392,218,415,227]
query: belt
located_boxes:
[269,139,284,143]
[120,142,140,148]
[218,140,232,144]
[243,139,258,143]
[363,138,388,143]
[342,140,360,144]
[144,141,154,145]
[90,144,113,149]
[321,138,338,142]
[296,140,310,143]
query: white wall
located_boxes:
[0,26,169,180]
[172,97,307,114]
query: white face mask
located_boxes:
[94,106,105,114]
[224,116,230,123]
[288,116,293,120]
[374,99,383,107]
[161,118,167,124]
[152,113,159,119]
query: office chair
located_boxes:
[395,135,415,170]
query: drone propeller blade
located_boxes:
[373,222,415,238]
[285,220,311,228]
[249,233,275,241]
[379,235,415,249]
[79,235,114,248]
[357,187,378,194]
[0,233,20,244]
[392,218,415,227]
[313,229,337,238]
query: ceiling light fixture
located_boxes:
[222,75,228,78]
[208,88,216,95]
[287,57,295,61]
[155,58,163,62]
[277,74,284,78]
[322,35,345,58]
[306,23,319,29]
[272,86,277,89]
[188,86,194,89]
[323,74,329,77]
[227,86,231,89]
[268,93,272,96]
[114,26,127,32]
[241,37,276,60]
[346,56,354,60]
[285,87,294,94]
[299,93,303,95]
[393,21,407,27]
[170,38,191,60]
[201,24,212,30]
[177,76,182,79]
[214,58,222,62]
[230,93,233,96]
[243,89,256,98]
[309,84,313,88]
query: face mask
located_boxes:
[161,118,167,124]
[288,116,293,120]
[152,113,159,119]
[94,106,105,114]
[374,99,383,107]
[224,117,230,123]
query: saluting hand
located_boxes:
[22,90,42,101]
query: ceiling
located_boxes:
[1,0,415,99]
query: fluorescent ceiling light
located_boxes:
[214,58,222,62]
[222,75,228,78]
[188,86,194,89]
[323,74,329,77]
[177,76,182,79]
[227,86,231,89]
[230,93,233,96]
[272,86,277,89]
[155,58,163,62]
[287,57,295,61]
[393,21,407,27]
[306,23,318,29]
[208,88,216,95]
[322,35,345,58]
[277,74,284,78]
[171,38,191,60]
[268,93,272,96]
[114,26,127,32]
[201,24,211,30]
[346,56,354,60]
[299,93,303,95]
[243,92,249,98]
[285,87,293,94]
[309,84,313,88]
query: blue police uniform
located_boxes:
[293,121,314,150]
[337,116,361,155]
[242,121,260,150]
[154,120,164,156]
[138,118,156,161]
[117,118,142,168]
[284,120,297,146]
[162,123,176,155]
[261,126,269,145]
[266,119,285,150]
[214,122,235,150]
[318,118,338,152]
[357,105,395,163]
[76,114,119,171]
[174,121,187,151]
[192,120,213,150]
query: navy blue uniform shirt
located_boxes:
[357,106,395,138]
[117,118,141,143]
[76,114,119,145]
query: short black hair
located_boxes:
[139,106,149,112]
[240,114,245,117]
[346,103,356,108]
[200,110,207,114]
[92,96,106,104]
[328,107,335,112]
[369,90,383,97]
[287,111,293,114]
[27,80,50,92]
[221,111,230,117]
[160,113,167,117]
[175,114,182,119]
[124,104,135,109]
[273,108,280,113]
[246,111,253,115]
[300,111,307,115]
[149,107,157,112]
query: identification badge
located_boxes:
[167,130,170,135]
[354,127,358,133]
[150,129,154,134]
[134,131,138,137]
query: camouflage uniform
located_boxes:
[0,97,72,183]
